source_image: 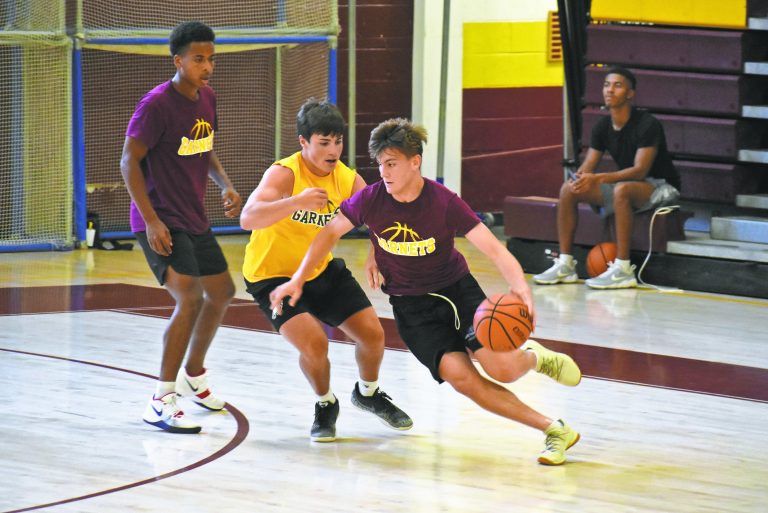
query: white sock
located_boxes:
[317,390,336,404]
[545,419,564,432]
[358,379,379,397]
[558,253,574,266]
[615,258,631,272]
[154,381,175,399]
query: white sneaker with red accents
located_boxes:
[176,367,225,411]
[142,393,201,434]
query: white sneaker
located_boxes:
[143,393,201,434]
[533,259,578,285]
[176,368,225,411]
[585,260,637,289]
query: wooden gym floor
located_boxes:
[1,234,766,512]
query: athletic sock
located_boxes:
[615,258,631,272]
[559,254,574,266]
[317,390,336,404]
[154,381,176,398]
[358,379,379,397]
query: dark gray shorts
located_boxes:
[594,178,680,218]
[389,274,485,383]
[245,258,372,331]
[135,229,228,285]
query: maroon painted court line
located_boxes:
[3,284,768,403]
[0,284,250,316]
[0,348,250,513]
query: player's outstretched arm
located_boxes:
[240,165,327,230]
[270,213,355,311]
[464,222,536,328]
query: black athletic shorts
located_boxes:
[245,258,372,331]
[389,273,485,383]
[135,229,228,285]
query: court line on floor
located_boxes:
[0,348,250,513]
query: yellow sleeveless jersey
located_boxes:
[243,151,357,282]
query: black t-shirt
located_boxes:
[590,108,680,190]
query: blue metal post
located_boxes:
[328,46,337,104]
[72,44,87,242]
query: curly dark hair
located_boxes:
[169,21,215,57]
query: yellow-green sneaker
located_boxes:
[538,419,580,465]
[521,339,582,386]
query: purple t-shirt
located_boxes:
[341,178,481,295]
[126,80,218,234]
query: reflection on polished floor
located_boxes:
[1,234,767,513]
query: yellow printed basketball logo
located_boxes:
[191,118,213,139]
[178,118,214,156]
[381,221,421,242]
[375,221,435,257]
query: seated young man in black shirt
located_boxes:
[534,66,681,289]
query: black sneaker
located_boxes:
[351,384,413,430]
[311,397,339,442]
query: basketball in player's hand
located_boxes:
[586,242,618,277]
[473,294,533,351]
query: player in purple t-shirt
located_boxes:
[271,118,584,465]
[120,21,242,434]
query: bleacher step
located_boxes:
[743,105,768,118]
[736,194,768,210]
[745,62,768,75]
[666,233,768,263]
[738,149,768,164]
[710,216,768,244]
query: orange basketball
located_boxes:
[586,242,617,277]
[472,294,533,351]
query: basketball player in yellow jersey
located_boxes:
[240,99,412,442]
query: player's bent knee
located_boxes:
[484,365,522,384]
[299,338,329,361]
[441,366,482,397]
[176,292,204,313]
[559,181,574,199]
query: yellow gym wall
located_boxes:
[463,21,563,89]
[590,0,748,29]
[461,18,565,211]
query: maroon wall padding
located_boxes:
[337,0,413,184]
[461,146,563,213]
[584,67,768,117]
[586,25,768,73]
[464,87,563,118]
[461,87,563,211]
[463,117,563,156]
[582,107,766,159]
[503,196,690,253]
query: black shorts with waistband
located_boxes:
[245,258,372,332]
[389,273,485,383]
